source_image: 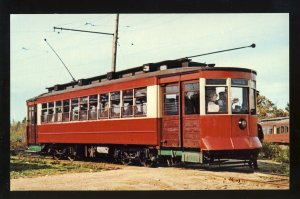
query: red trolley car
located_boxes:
[26,58,262,168]
[259,117,289,144]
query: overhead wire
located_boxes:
[13,15,115,63]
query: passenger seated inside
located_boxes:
[217,91,227,112]
[100,103,109,117]
[90,106,97,119]
[123,105,133,116]
[207,92,220,112]
[231,98,240,112]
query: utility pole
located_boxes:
[53,14,120,76]
[111,14,119,73]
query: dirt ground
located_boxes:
[10,159,289,191]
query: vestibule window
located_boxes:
[250,80,257,115]
[205,79,227,114]
[231,79,249,114]
[184,82,199,115]
[163,85,179,115]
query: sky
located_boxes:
[10,14,289,121]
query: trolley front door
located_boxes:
[27,105,37,144]
[161,83,181,147]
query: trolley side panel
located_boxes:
[37,118,158,145]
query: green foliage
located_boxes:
[10,118,26,149]
[257,95,289,120]
[259,143,289,163]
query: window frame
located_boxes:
[134,87,147,117]
[99,93,109,119]
[122,89,134,117]
[110,91,121,118]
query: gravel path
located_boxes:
[11,161,289,190]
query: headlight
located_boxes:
[238,118,247,130]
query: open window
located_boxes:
[41,103,47,123]
[79,96,88,120]
[122,89,133,117]
[88,95,98,120]
[47,102,54,122]
[55,100,62,122]
[62,99,70,122]
[99,93,109,118]
[110,91,120,118]
[71,98,79,121]
[134,87,147,116]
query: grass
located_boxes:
[10,155,120,179]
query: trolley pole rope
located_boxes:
[44,38,77,82]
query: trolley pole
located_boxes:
[111,14,119,73]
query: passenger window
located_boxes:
[41,103,47,123]
[134,87,147,116]
[281,126,285,134]
[89,95,98,120]
[55,101,62,122]
[268,127,273,134]
[62,99,70,122]
[79,96,88,120]
[164,85,179,115]
[99,93,109,118]
[184,82,199,115]
[47,102,54,122]
[122,89,133,117]
[110,91,120,118]
[277,127,281,134]
[71,98,79,121]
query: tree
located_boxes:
[257,95,288,120]
[285,102,290,114]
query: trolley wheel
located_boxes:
[121,158,131,165]
[67,153,76,161]
[67,147,77,161]
[53,149,63,160]
[141,159,152,167]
